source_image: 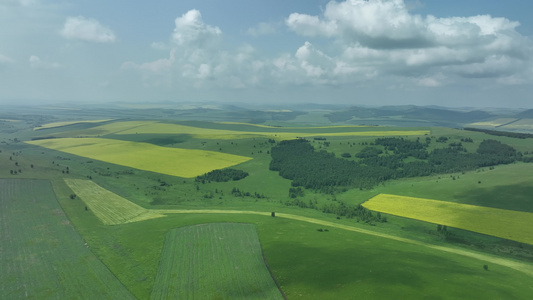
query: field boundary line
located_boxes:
[155,209,533,277]
[50,179,138,298]
[110,121,159,135]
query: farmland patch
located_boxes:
[50,120,430,140]
[64,178,164,225]
[151,223,283,300]
[0,179,134,299]
[115,122,430,139]
[363,194,533,245]
[27,138,252,178]
[35,119,113,130]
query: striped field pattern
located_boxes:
[151,223,283,300]
[64,178,164,225]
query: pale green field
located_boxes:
[500,118,533,131]
[27,138,252,178]
[363,194,533,245]
[216,121,369,129]
[64,179,164,225]
[151,223,283,300]
[467,118,517,128]
[35,119,113,130]
[0,179,134,299]
[49,121,429,140]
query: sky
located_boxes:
[1,0,533,108]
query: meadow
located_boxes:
[34,119,113,130]
[45,120,430,140]
[53,178,533,298]
[3,111,533,299]
[363,194,533,245]
[0,179,134,299]
[27,138,252,178]
[466,118,518,128]
[151,223,283,300]
[500,118,533,131]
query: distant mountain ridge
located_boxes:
[325,105,494,125]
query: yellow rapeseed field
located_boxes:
[28,138,252,178]
[64,178,164,225]
[363,194,533,245]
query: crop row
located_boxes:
[0,179,134,298]
[151,223,283,300]
[64,178,164,225]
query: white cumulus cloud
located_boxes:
[61,16,116,43]
[285,0,533,82]
[121,3,533,95]
[172,9,221,47]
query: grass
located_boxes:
[51,120,430,140]
[34,119,113,130]
[52,172,533,299]
[27,138,252,178]
[363,194,533,245]
[7,118,533,299]
[151,223,283,300]
[337,162,533,213]
[501,118,533,131]
[467,118,518,128]
[0,179,134,299]
[64,178,164,225]
[114,122,430,140]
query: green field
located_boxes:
[0,179,134,299]
[56,180,533,298]
[151,223,283,299]
[47,120,430,140]
[34,119,113,130]
[27,138,252,178]
[363,194,533,245]
[4,110,533,299]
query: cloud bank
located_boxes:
[61,16,116,43]
[123,0,532,93]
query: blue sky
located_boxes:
[1,0,533,108]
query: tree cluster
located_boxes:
[270,137,524,193]
[196,168,249,183]
[270,139,394,192]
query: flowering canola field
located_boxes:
[28,138,251,178]
[363,194,533,245]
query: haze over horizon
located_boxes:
[1,0,533,108]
